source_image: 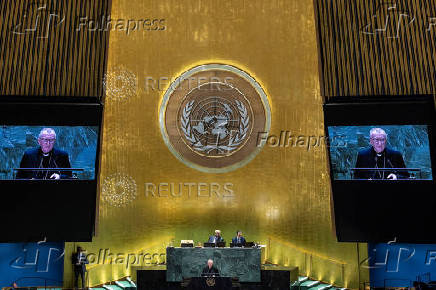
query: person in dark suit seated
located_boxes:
[16,128,72,179]
[208,230,224,244]
[231,230,246,245]
[354,128,407,180]
[202,259,219,276]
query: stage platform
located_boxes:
[135,266,298,290]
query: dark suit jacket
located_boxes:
[208,235,224,243]
[72,252,88,273]
[202,265,219,275]
[16,147,72,179]
[231,236,246,245]
[354,147,407,179]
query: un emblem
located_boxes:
[159,64,271,173]
[206,277,216,287]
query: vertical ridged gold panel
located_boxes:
[0,0,110,97]
[314,0,436,97]
[64,0,367,288]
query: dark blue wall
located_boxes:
[0,242,64,287]
[369,242,436,288]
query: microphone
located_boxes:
[52,158,61,178]
[374,154,383,179]
[386,158,394,168]
[386,158,396,179]
[386,156,405,179]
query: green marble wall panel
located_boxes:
[166,247,261,282]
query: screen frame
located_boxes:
[323,95,436,243]
[0,96,104,242]
[326,124,433,181]
[324,96,436,182]
[0,125,100,181]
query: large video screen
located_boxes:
[0,97,103,242]
[324,97,436,242]
[328,125,433,180]
[0,126,98,180]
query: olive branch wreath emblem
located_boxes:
[180,99,250,154]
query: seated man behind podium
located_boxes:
[202,259,219,275]
[354,128,407,180]
[208,230,225,244]
[232,230,246,245]
[16,128,72,180]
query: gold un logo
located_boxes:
[159,64,271,173]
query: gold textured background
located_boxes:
[63,0,367,288]
[314,0,436,97]
[0,0,110,96]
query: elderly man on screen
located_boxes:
[354,128,407,180]
[16,128,72,179]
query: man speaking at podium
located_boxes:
[202,259,219,276]
[16,128,72,179]
[354,128,407,180]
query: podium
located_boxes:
[166,247,261,282]
[14,168,84,179]
[351,167,422,179]
[185,277,233,290]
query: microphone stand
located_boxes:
[374,156,383,179]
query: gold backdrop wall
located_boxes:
[64,0,367,288]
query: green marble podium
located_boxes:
[166,247,261,282]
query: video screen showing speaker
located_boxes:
[1,126,98,180]
[324,96,436,243]
[0,96,103,242]
[327,125,433,180]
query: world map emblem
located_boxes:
[181,97,250,156]
[159,64,271,173]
